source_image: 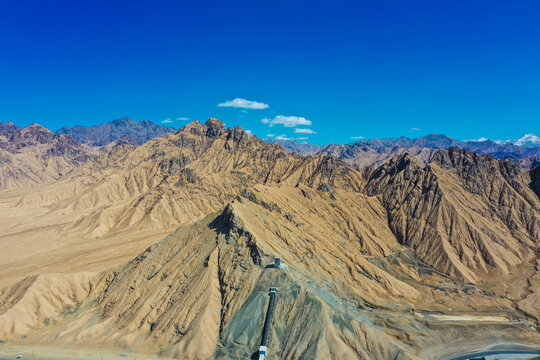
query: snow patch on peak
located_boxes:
[514,134,540,147]
[466,134,539,148]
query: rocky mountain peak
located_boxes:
[177,118,229,140]
[1,122,53,151]
[205,117,225,127]
[430,147,527,195]
[17,123,55,145]
[228,125,249,143]
[180,120,202,131]
[204,117,226,137]
[431,146,487,169]
[27,122,46,128]
[367,153,421,181]
[111,116,134,126]
[0,122,21,133]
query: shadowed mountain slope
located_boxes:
[531,164,540,199]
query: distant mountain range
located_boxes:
[5,117,539,161]
[487,133,540,148]
[268,133,540,169]
[1,118,539,191]
[265,139,326,155]
[55,116,176,146]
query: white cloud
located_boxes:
[266,134,276,137]
[162,118,173,124]
[261,115,311,127]
[468,137,489,142]
[294,128,316,134]
[410,127,420,131]
[297,137,308,140]
[176,117,189,121]
[350,136,365,140]
[218,98,269,109]
[245,130,252,135]
[275,134,291,140]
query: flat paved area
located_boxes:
[447,350,540,360]
[0,344,170,360]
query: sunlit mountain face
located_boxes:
[1,0,540,358]
[0,118,539,359]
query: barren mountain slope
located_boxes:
[0,119,539,359]
[0,119,365,286]
[0,203,412,360]
[366,148,539,283]
[0,122,98,189]
[1,196,539,359]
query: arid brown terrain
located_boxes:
[0,122,98,189]
[0,119,539,359]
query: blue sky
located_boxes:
[0,0,539,144]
